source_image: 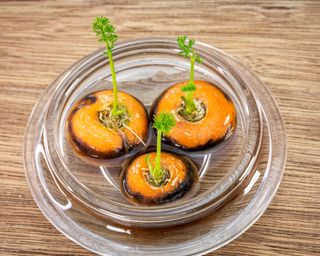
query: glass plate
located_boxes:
[24,38,286,255]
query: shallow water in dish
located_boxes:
[36,110,266,251]
[40,39,262,228]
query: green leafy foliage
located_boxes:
[92,17,118,49]
[153,112,176,134]
[181,82,196,92]
[194,54,202,63]
[177,35,203,63]
[177,35,194,58]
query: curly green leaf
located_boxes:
[153,112,176,134]
[177,35,202,63]
[93,16,118,49]
[181,82,196,92]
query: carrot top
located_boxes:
[146,113,176,186]
[93,17,125,116]
[177,36,203,117]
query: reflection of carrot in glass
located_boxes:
[146,112,175,186]
[93,17,124,116]
[177,36,203,119]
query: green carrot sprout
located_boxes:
[177,36,203,115]
[146,113,176,185]
[93,17,124,116]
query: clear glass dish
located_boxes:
[24,38,286,255]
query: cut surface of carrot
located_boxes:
[67,90,148,159]
[154,80,236,150]
[122,152,197,205]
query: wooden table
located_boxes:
[1,1,319,255]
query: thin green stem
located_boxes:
[107,47,119,115]
[190,55,195,84]
[185,92,194,113]
[154,130,162,178]
[185,56,196,113]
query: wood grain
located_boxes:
[0,0,319,255]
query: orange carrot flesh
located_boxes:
[155,80,236,150]
[67,90,148,158]
[123,152,194,204]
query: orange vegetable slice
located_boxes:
[122,152,197,205]
[66,90,148,159]
[153,80,236,150]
